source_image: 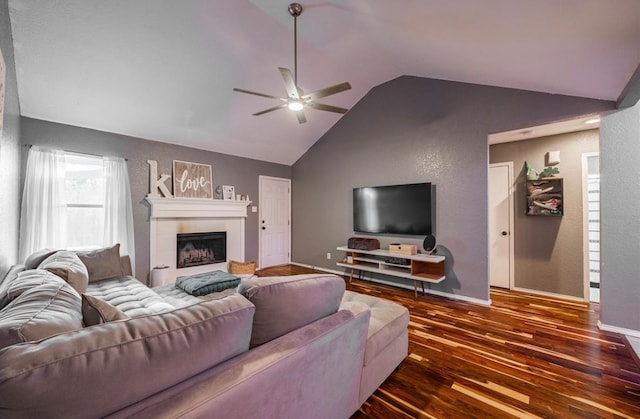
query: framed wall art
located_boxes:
[172,160,213,199]
[222,185,235,200]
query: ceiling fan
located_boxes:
[233,3,352,124]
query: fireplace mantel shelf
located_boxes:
[146,197,251,219]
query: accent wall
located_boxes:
[292,76,613,303]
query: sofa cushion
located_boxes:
[0,265,25,310]
[38,250,89,294]
[82,294,129,326]
[86,276,175,317]
[76,244,124,282]
[0,294,255,418]
[341,290,409,365]
[0,273,83,349]
[23,248,57,269]
[239,273,345,346]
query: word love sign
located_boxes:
[172,160,213,199]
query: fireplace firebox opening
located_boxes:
[177,232,226,269]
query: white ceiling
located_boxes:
[8,0,640,165]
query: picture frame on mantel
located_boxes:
[222,185,235,200]
[172,160,213,199]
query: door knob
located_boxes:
[501,231,508,236]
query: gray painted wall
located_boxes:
[490,130,599,298]
[0,0,21,278]
[600,101,640,331]
[292,76,612,302]
[20,117,291,282]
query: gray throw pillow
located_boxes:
[81,294,129,326]
[76,244,124,282]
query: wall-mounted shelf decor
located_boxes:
[526,178,563,216]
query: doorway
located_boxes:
[489,162,514,289]
[582,153,600,302]
[259,176,291,269]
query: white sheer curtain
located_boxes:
[19,147,67,262]
[103,157,135,275]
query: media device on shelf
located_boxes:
[353,183,434,236]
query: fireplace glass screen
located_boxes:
[176,232,226,269]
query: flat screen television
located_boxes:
[353,183,433,236]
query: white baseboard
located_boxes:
[511,286,586,302]
[597,320,640,338]
[292,262,491,306]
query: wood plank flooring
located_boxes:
[257,265,640,418]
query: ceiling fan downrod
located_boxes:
[288,3,302,88]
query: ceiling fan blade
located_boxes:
[233,88,286,101]
[253,104,288,116]
[295,110,307,124]
[302,82,352,101]
[307,102,349,114]
[278,67,301,99]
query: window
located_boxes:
[64,153,105,250]
[20,146,135,274]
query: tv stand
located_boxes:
[336,246,445,298]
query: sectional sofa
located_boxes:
[0,245,409,418]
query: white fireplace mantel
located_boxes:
[145,197,252,284]
[146,197,251,219]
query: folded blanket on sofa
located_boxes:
[175,271,241,296]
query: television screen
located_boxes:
[353,183,433,236]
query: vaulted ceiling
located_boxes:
[8,0,640,165]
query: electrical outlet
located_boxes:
[326,252,331,260]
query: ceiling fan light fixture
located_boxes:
[233,2,351,123]
[288,101,304,111]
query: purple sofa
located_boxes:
[0,248,408,418]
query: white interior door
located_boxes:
[259,176,291,269]
[489,163,514,288]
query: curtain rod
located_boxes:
[23,144,128,161]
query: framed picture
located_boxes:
[172,160,213,199]
[222,185,235,200]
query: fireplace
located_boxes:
[176,232,226,269]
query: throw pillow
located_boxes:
[23,248,58,270]
[38,251,89,294]
[81,294,129,326]
[76,244,124,283]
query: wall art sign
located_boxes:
[172,160,213,199]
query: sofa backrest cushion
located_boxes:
[23,248,57,269]
[239,273,346,346]
[81,294,129,326]
[0,294,255,418]
[0,271,83,349]
[38,250,89,294]
[76,244,124,282]
[0,265,25,310]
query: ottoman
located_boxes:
[340,290,410,404]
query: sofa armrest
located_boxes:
[120,255,133,277]
[108,309,371,419]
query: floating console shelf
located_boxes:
[336,246,445,298]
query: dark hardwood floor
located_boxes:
[257,265,640,418]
